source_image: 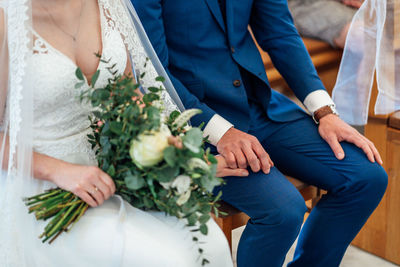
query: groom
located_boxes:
[132,0,388,266]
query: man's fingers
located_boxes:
[361,136,383,165]
[325,135,345,160]
[242,145,260,172]
[347,135,375,163]
[233,149,248,169]
[251,142,271,174]
[221,168,249,177]
[224,152,238,169]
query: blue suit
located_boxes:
[132,0,388,266]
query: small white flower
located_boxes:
[129,124,171,167]
[176,190,191,206]
[171,175,191,195]
[160,181,173,190]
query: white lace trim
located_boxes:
[100,0,180,119]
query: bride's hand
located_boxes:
[215,155,249,178]
[51,163,116,207]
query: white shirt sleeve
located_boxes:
[203,114,233,146]
[303,90,335,114]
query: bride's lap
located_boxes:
[32,196,233,267]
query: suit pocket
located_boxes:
[183,80,205,101]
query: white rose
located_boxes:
[176,190,191,206]
[171,175,191,194]
[130,124,171,167]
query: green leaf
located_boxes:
[124,173,146,190]
[75,81,85,89]
[148,87,160,93]
[199,214,211,224]
[75,68,84,81]
[163,146,177,167]
[182,128,203,153]
[155,76,166,82]
[91,70,100,87]
[107,165,116,177]
[199,224,208,235]
[187,213,198,226]
[109,121,123,134]
[156,165,180,183]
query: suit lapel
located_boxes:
[204,0,226,33]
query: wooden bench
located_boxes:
[351,110,400,265]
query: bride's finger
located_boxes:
[100,172,116,195]
[78,191,98,207]
[93,179,112,200]
[85,184,105,206]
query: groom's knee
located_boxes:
[253,192,307,237]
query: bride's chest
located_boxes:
[29,29,127,112]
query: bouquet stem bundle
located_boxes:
[25,190,88,244]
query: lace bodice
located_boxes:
[29,2,127,165]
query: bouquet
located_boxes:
[24,59,224,263]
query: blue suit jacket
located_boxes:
[132,0,326,132]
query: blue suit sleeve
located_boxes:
[250,0,326,102]
[131,0,217,127]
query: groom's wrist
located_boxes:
[203,114,234,146]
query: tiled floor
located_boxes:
[232,226,399,267]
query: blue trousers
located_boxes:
[213,111,388,267]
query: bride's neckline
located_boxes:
[31,2,105,86]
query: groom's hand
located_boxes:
[318,114,383,165]
[217,128,274,174]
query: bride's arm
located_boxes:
[0,133,116,207]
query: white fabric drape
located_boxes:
[332,0,399,125]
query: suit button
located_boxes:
[233,80,241,87]
[231,46,235,53]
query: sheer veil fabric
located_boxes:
[0,0,186,266]
[332,0,399,125]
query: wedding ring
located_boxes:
[94,187,99,192]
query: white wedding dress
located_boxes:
[16,2,233,267]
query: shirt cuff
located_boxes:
[303,90,335,114]
[203,114,233,146]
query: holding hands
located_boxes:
[216,128,274,175]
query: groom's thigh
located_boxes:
[214,167,307,221]
[260,117,387,194]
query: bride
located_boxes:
[0,0,248,266]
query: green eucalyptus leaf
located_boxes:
[107,165,116,177]
[75,68,84,81]
[75,81,85,89]
[155,76,166,82]
[182,128,203,153]
[199,224,208,235]
[156,165,180,183]
[91,70,100,87]
[199,214,210,224]
[163,146,177,167]
[125,173,146,190]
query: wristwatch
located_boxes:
[312,104,339,124]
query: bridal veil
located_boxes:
[332,0,399,125]
[0,0,184,266]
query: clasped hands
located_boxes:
[215,114,382,178]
